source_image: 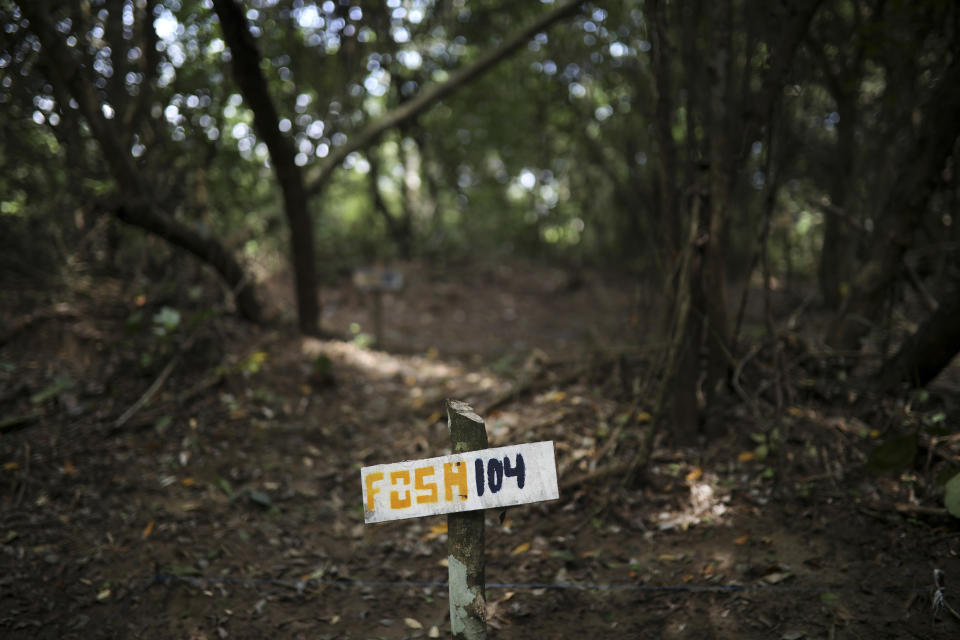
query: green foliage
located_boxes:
[4,0,959,320]
[944,473,960,518]
[152,307,182,337]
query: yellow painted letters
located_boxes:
[444,461,468,502]
[365,471,384,511]
[389,470,412,509]
[415,466,438,504]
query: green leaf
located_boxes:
[215,477,233,495]
[820,592,839,603]
[152,306,181,335]
[249,490,272,508]
[168,564,200,576]
[865,433,917,474]
[30,376,75,404]
[154,415,173,433]
[944,473,960,518]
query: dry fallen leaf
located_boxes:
[423,522,447,541]
[4,462,19,471]
[428,626,440,638]
[142,520,155,539]
[685,467,703,483]
[737,451,756,462]
[404,618,423,629]
[63,460,76,475]
[733,535,749,545]
[511,541,531,555]
[763,572,792,584]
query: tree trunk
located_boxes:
[368,147,413,259]
[22,0,262,324]
[213,0,319,335]
[827,56,960,351]
[817,96,856,309]
[876,287,960,390]
[112,201,261,322]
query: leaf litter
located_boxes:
[1,261,959,638]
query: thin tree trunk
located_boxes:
[827,56,960,351]
[367,147,412,259]
[213,0,319,335]
[648,0,680,259]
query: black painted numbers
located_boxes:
[474,452,525,496]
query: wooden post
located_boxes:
[372,288,383,348]
[446,399,488,639]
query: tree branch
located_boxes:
[305,0,586,197]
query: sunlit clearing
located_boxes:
[301,338,460,382]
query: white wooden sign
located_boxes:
[361,441,559,523]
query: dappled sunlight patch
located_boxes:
[654,471,731,531]
[300,337,462,381]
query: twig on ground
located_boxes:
[0,303,80,349]
[561,462,630,493]
[0,411,44,434]
[111,352,183,432]
[109,318,207,433]
[480,359,607,416]
[15,442,30,507]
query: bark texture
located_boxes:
[213,0,319,335]
[446,400,488,640]
[877,289,960,390]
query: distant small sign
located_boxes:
[361,441,558,523]
[352,268,404,292]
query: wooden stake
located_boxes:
[446,399,488,639]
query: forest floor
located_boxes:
[2,259,960,639]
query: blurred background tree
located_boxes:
[2,0,959,438]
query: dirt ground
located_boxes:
[2,260,959,639]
